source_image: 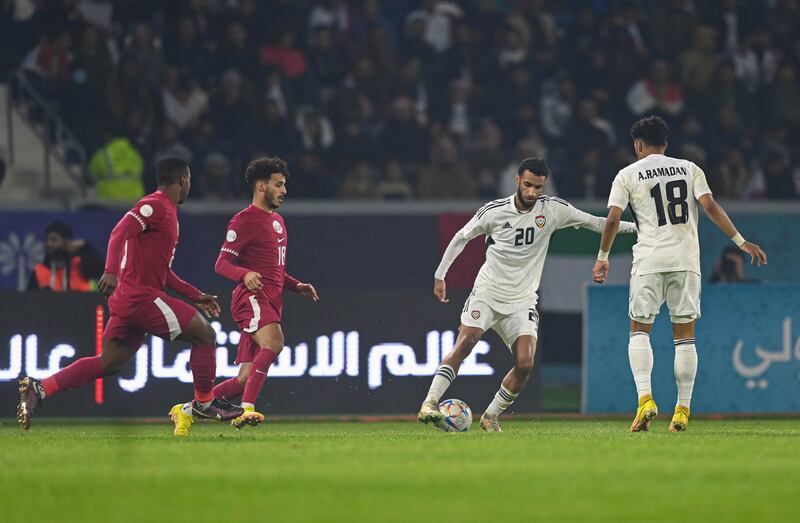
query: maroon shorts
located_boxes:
[231,291,282,335]
[235,334,257,364]
[105,291,197,348]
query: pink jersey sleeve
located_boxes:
[104,213,145,274]
[166,270,202,300]
[215,213,253,281]
[215,250,249,282]
[220,214,249,258]
[284,273,301,291]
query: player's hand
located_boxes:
[243,271,263,291]
[296,283,319,302]
[194,293,221,318]
[434,278,449,303]
[97,272,118,297]
[592,260,609,284]
[740,242,767,267]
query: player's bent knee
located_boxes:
[514,359,534,375]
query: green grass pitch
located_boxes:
[2,419,799,523]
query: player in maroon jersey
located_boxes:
[17,158,244,431]
[173,157,319,432]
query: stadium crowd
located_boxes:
[2,0,799,200]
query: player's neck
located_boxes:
[637,147,666,160]
[157,186,180,206]
[251,199,274,214]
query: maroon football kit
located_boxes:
[215,204,300,363]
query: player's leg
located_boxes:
[17,314,141,430]
[666,272,701,432]
[481,334,536,432]
[419,292,494,424]
[419,323,485,423]
[628,273,663,432]
[146,294,242,432]
[230,323,283,429]
[211,334,253,402]
[172,312,242,421]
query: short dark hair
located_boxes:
[45,220,72,239]
[630,116,668,147]
[244,156,290,188]
[517,157,550,178]
[156,158,189,185]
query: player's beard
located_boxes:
[516,187,536,210]
[267,191,283,210]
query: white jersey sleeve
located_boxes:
[691,162,713,200]
[551,199,606,233]
[433,200,497,280]
[607,170,631,210]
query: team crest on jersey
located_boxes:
[273,220,283,233]
[535,215,546,228]
[226,230,237,242]
[140,204,153,217]
[471,310,481,320]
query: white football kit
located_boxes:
[607,153,713,323]
[436,194,636,348]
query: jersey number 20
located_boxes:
[649,180,688,226]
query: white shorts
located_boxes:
[629,271,701,324]
[460,290,539,349]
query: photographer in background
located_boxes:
[710,246,757,284]
[27,221,104,292]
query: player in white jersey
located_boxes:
[592,116,767,433]
[418,158,637,431]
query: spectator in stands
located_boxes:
[5,1,800,202]
[712,148,750,199]
[626,60,684,118]
[377,160,414,200]
[161,68,209,130]
[88,130,145,201]
[417,134,475,199]
[27,221,103,292]
[340,160,378,199]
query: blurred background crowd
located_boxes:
[2,0,799,201]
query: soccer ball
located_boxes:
[435,399,472,432]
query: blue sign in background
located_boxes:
[583,284,800,413]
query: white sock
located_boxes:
[484,385,518,417]
[241,402,255,409]
[629,331,653,398]
[180,402,193,416]
[674,338,698,410]
[425,365,456,403]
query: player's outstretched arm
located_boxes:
[433,233,470,304]
[98,213,146,296]
[555,203,636,234]
[285,274,319,301]
[699,194,767,266]
[592,206,623,284]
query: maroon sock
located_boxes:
[190,346,216,403]
[42,356,103,397]
[241,348,278,405]
[212,377,245,402]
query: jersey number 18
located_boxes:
[277,245,286,266]
[649,180,689,226]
